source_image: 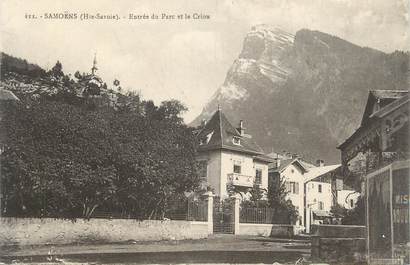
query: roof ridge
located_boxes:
[218,110,223,146]
[370,89,409,92]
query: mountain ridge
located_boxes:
[192,26,409,163]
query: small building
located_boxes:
[196,109,273,199]
[269,157,341,230]
[303,163,340,229]
[338,89,409,263]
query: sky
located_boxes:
[1,0,408,122]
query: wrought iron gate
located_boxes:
[213,199,234,234]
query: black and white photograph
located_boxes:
[0,0,409,264]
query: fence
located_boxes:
[91,199,207,221]
[2,196,208,222]
[240,207,275,224]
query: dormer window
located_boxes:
[199,131,214,145]
[233,136,241,145]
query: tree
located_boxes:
[49,61,64,79]
[74,71,82,80]
[0,89,200,219]
[248,183,267,208]
[267,175,299,224]
[330,204,348,223]
[342,196,365,225]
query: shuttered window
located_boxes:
[285,181,299,194]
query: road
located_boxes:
[1,234,311,264]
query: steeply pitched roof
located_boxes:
[338,90,409,150]
[197,110,267,156]
[370,93,409,119]
[361,90,408,126]
[270,158,309,173]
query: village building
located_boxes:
[268,156,359,232]
[338,89,409,263]
[268,158,311,227]
[195,109,273,199]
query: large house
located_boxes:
[337,90,409,262]
[196,109,273,198]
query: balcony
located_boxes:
[227,173,255,187]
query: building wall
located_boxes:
[237,223,298,237]
[198,149,269,199]
[281,164,305,226]
[220,150,268,198]
[197,151,221,196]
[306,181,332,212]
[311,225,366,263]
[337,190,360,209]
[254,160,269,191]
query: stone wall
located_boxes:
[311,224,366,238]
[238,223,299,237]
[0,218,209,246]
[310,224,366,263]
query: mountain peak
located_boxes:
[193,27,409,163]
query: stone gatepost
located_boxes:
[306,207,312,234]
[232,194,241,235]
[206,191,214,234]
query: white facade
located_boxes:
[280,164,305,226]
[337,190,360,209]
[196,110,271,200]
[305,181,332,212]
[198,150,269,198]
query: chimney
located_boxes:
[316,159,325,167]
[276,159,281,168]
[237,120,245,136]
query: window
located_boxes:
[197,160,207,181]
[199,132,214,145]
[350,199,354,208]
[233,136,241,145]
[255,169,262,184]
[318,201,324,210]
[291,169,295,174]
[318,184,322,193]
[285,181,299,194]
[233,163,241,174]
[206,132,214,143]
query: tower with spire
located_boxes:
[91,53,98,75]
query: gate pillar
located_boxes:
[206,191,214,234]
[232,194,241,235]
